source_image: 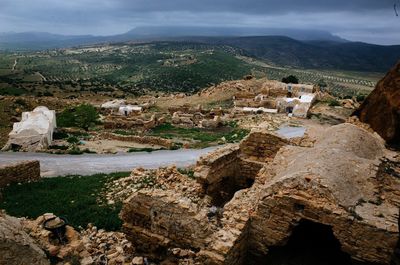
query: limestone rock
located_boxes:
[0,212,50,265]
[354,60,400,145]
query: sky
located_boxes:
[0,0,399,45]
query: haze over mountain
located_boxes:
[0,0,399,45]
[0,27,347,51]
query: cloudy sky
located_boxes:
[0,0,399,45]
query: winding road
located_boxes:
[0,147,218,177]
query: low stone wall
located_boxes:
[195,145,240,186]
[239,130,288,162]
[0,160,40,189]
[103,114,160,131]
[100,133,173,148]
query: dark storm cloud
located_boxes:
[0,0,398,44]
[110,0,392,14]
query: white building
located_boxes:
[118,105,143,116]
[3,106,57,151]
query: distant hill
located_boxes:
[0,27,345,51]
[120,26,347,42]
[181,36,400,72]
[0,29,399,73]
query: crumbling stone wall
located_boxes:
[0,160,40,189]
[103,114,161,131]
[100,132,173,148]
[239,131,288,162]
[121,190,215,255]
[0,212,49,265]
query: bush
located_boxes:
[282,75,299,84]
[328,99,341,107]
[53,131,69,140]
[58,104,99,131]
[128,147,164,153]
[67,136,80,144]
[356,94,366,102]
[49,145,69,150]
[0,87,27,96]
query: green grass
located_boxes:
[0,172,130,231]
[149,122,249,148]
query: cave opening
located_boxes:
[248,219,375,265]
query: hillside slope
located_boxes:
[194,36,400,72]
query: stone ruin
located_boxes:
[120,123,400,264]
[103,114,165,131]
[233,81,318,118]
[2,106,56,152]
[169,104,225,129]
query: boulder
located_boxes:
[354,61,400,145]
[0,212,50,265]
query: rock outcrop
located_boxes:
[0,212,49,265]
[354,61,400,145]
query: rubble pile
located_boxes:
[103,166,203,205]
[0,211,49,265]
[22,214,139,265]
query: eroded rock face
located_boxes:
[354,61,400,145]
[0,212,49,265]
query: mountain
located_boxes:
[120,26,347,42]
[0,32,105,50]
[0,27,346,50]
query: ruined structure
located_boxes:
[354,60,400,145]
[120,123,400,264]
[103,114,164,131]
[2,106,56,151]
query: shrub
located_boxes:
[58,104,99,131]
[67,136,80,145]
[328,99,341,107]
[282,75,299,84]
[356,94,366,102]
[43,91,54,97]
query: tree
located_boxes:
[57,104,99,131]
[282,75,299,84]
[317,79,328,88]
[74,104,99,131]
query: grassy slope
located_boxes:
[0,172,130,230]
